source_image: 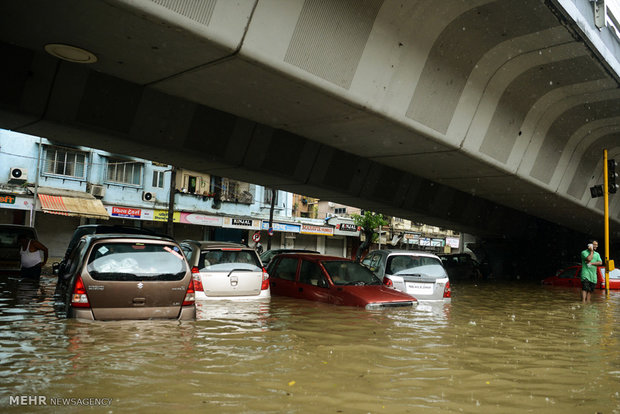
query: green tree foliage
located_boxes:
[352,211,387,261]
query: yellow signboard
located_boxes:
[153,210,181,222]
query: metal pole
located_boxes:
[166,166,176,237]
[30,137,43,227]
[267,188,275,250]
[603,149,610,295]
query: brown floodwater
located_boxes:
[1,275,619,413]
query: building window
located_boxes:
[187,175,197,193]
[223,180,237,200]
[152,171,165,188]
[43,146,87,178]
[106,158,143,185]
[334,207,346,215]
[264,188,278,206]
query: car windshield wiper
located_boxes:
[227,268,250,277]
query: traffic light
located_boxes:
[609,159,618,194]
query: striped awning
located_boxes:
[38,194,109,219]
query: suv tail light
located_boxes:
[191,266,203,291]
[443,281,451,298]
[261,268,270,290]
[182,279,195,306]
[383,276,393,288]
[71,275,90,308]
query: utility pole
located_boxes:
[603,150,618,295]
[166,166,176,238]
[267,188,275,250]
[30,137,43,227]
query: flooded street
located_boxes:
[1,275,619,413]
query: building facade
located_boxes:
[0,130,360,259]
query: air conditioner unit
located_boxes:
[142,191,155,202]
[9,167,27,182]
[87,184,106,198]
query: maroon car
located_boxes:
[268,253,417,309]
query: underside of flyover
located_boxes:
[1,0,619,268]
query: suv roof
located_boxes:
[64,225,170,256]
[181,240,247,249]
[371,249,440,257]
[83,233,178,243]
[275,252,348,261]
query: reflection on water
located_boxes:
[0,276,619,413]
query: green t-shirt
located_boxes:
[580,249,601,283]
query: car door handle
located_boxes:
[298,287,303,292]
[271,281,276,287]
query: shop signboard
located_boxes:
[301,224,334,236]
[153,210,181,222]
[445,236,460,248]
[404,232,420,244]
[431,238,444,247]
[419,237,431,246]
[109,206,143,219]
[333,221,361,237]
[223,217,261,230]
[0,195,32,210]
[261,221,301,233]
[180,212,222,226]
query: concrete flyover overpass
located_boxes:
[1,0,620,242]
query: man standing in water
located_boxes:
[18,234,48,279]
[580,240,602,302]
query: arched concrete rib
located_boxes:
[407,0,559,135]
[460,43,593,169]
[447,26,573,146]
[558,117,620,197]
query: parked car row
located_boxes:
[4,223,454,321]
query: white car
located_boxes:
[180,241,270,301]
[363,250,451,302]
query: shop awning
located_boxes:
[38,194,109,220]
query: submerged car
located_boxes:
[260,248,319,267]
[542,265,620,290]
[268,253,417,309]
[0,224,38,274]
[439,253,482,281]
[54,234,195,320]
[363,250,451,302]
[180,240,270,300]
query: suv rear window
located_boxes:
[87,242,187,281]
[0,228,36,247]
[386,255,446,278]
[199,249,261,271]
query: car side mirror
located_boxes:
[318,278,329,289]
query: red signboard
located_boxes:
[111,206,142,218]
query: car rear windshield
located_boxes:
[386,255,446,278]
[198,249,261,272]
[0,227,36,248]
[87,242,187,281]
[322,260,382,286]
